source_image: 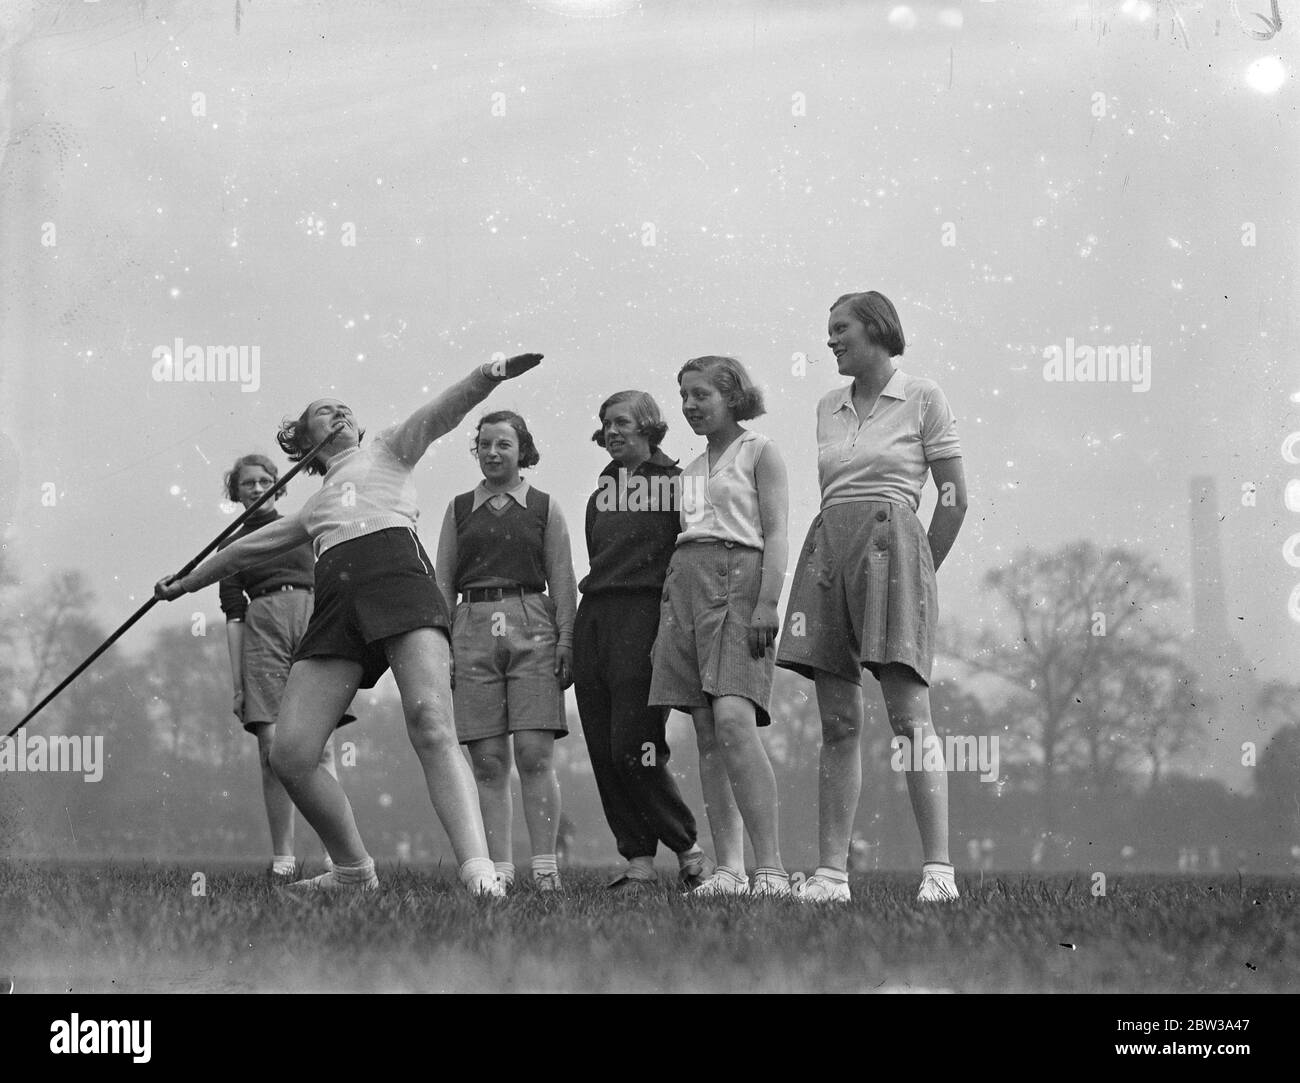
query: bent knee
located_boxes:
[514,737,555,778]
[269,741,319,781]
[887,713,931,739]
[821,712,863,746]
[468,747,511,784]
[711,708,756,749]
[693,720,719,756]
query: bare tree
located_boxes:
[968,542,1180,850]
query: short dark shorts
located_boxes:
[291,527,452,689]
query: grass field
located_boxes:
[2,862,1297,993]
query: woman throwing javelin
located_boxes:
[155,353,544,896]
[776,292,967,904]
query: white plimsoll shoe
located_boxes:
[687,866,749,897]
[533,870,563,893]
[916,871,960,903]
[792,874,851,904]
[466,874,507,898]
[284,869,378,895]
[748,869,794,898]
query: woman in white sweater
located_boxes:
[155,353,543,896]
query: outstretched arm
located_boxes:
[383,354,544,468]
[155,514,311,599]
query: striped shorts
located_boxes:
[776,500,936,686]
[648,540,773,727]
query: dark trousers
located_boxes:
[573,592,698,860]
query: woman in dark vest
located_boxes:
[574,391,711,893]
[435,411,577,893]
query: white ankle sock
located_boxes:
[627,856,657,880]
[923,861,955,881]
[271,855,296,875]
[332,856,375,884]
[460,857,496,887]
[676,844,705,868]
[815,866,848,883]
[494,861,516,886]
[531,854,558,878]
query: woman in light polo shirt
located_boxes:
[777,291,968,904]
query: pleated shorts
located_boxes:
[451,590,568,743]
[241,589,313,731]
[776,500,936,686]
[648,541,773,727]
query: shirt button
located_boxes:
[875,510,888,522]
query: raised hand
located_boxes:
[485,352,543,381]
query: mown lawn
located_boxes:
[1,863,1296,993]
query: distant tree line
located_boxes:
[1,544,1297,872]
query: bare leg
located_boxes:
[320,735,338,781]
[879,663,949,865]
[513,730,560,857]
[691,706,745,872]
[711,695,783,871]
[811,672,865,870]
[269,658,367,864]
[254,723,296,857]
[467,735,513,864]
[385,628,490,864]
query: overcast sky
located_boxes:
[1,0,1296,681]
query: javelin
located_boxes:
[4,422,346,740]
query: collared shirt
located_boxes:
[434,478,578,649]
[816,368,961,513]
[468,478,530,513]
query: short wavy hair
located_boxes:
[677,355,765,422]
[591,390,669,450]
[472,410,540,469]
[830,290,906,357]
[223,453,281,502]
[277,403,366,478]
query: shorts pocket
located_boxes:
[863,548,890,660]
